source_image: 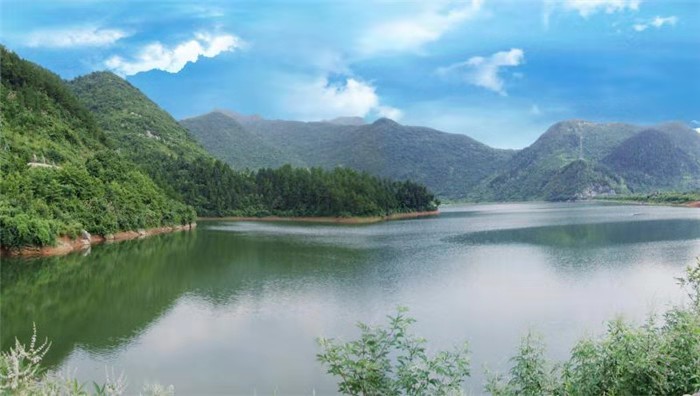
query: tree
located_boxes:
[317,307,470,396]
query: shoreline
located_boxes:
[593,198,700,208]
[198,210,440,224]
[1,223,197,258]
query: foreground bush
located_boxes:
[319,261,700,395]
[0,325,174,395]
[317,307,470,395]
[487,260,700,396]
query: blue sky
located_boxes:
[1,0,698,148]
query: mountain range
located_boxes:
[181,111,700,200]
[2,44,698,251]
[2,46,441,251]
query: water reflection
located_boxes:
[447,219,700,248]
[1,204,699,393]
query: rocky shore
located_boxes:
[1,223,197,258]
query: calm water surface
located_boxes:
[2,202,700,394]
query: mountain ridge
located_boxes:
[183,110,700,201]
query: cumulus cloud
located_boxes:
[437,48,525,96]
[633,16,678,32]
[105,32,242,76]
[357,0,483,56]
[543,0,641,27]
[563,0,641,17]
[282,76,402,121]
[26,26,128,48]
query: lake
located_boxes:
[2,202,700,394]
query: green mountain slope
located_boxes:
[69,72,243,215]
[69,72,209,161]
[542,160,627,201]
[184,113,515,199]
[480,120,700,200]
[479,120,641,200]
[196,113,699,201]
[602,127,700,192]
[68,72,439,217]
[180,111,304,169]
[0,46,194,248]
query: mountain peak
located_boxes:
[213,109,263,123]
[371,117,400,127]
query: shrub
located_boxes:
[317,307,470,395]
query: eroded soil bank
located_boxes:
[1,223,197,258]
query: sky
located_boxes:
[1,0,698,148]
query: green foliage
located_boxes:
[168,161,438,217]
[485,332,557,396]
[486,260,700,396]
[317,307,470,396]
[0,46,195,248]
[69,71,209,162]
[0,325,173,395]
[0,323,51,393]
[601,191,700,205]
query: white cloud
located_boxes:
[357,0,483,56]
[543,0,641,26]
[563,0,641,17]
[377,105,403,120]
[105,32,242,76]
[401,98,567,149]
[26,26,128,48]
[633,16,678,31]
[281,76,401,121]
[437,48,525,96]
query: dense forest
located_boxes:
[0,46,195,248]
[0,47,438,249]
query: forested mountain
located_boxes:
[182,113,515,198]
[69,72,210,161]
[180,111,304,169]
[0,46,195,248]
[68,71,438,218]
[479,120,700,200]
[184,113,700,201]
[0,48,439,249]
[602,125,700,192]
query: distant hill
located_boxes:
[181,113,515,198]
[478,120,641,200]
[602,125,700,192]
[478,120,700,200]
[69,72,439,218]
[184,113,700,201]
[180,111,304,169]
